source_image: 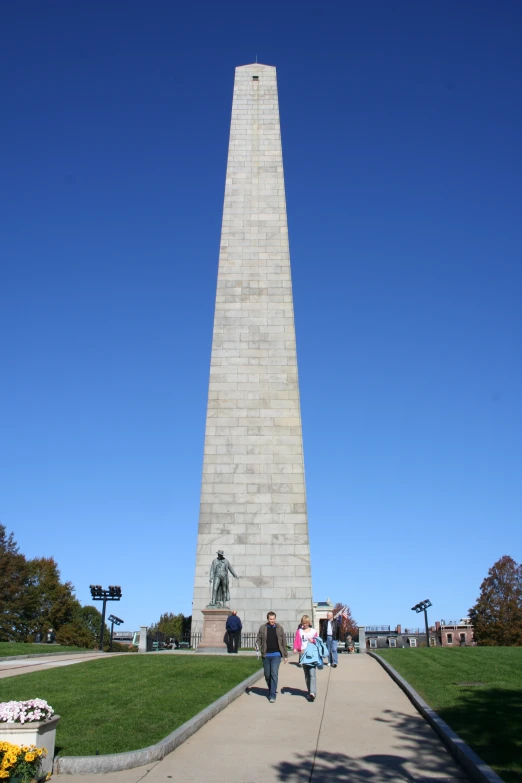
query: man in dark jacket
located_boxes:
[320,610,341,667]
[226,610,242,653]
[256,612,288,702]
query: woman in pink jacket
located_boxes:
[293,614,319,701]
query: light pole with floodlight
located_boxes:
[108,614,124,652]
[89,585,122,651]
[411,599,432,647]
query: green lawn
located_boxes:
[375,647,522,783]
[0,655,262,756]
[0,643,93,657]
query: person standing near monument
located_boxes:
[208,550,238,607]
[226,609,242,654]
[257,612,288,703]
[320,610,341,667]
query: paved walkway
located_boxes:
[0,652,121,679]
[55,653,468,782]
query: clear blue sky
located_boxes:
[2,1,521,633]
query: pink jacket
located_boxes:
[293,627,318,652]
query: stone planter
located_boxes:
[0,715,60,779]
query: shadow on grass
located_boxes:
[272,709,470,782]
[437,686,522,783]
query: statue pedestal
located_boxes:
[197,608,231,653]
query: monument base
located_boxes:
[197,608,231,652]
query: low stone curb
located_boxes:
[0,651,101,662]
[368,652,503,783]
[54,665,265,775]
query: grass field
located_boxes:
[375,647,522,783]
[0,643,93,657]
[0,655,262,756]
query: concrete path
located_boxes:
[0,652,122,679]
[55,653,468,782]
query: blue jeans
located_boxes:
[263,655,281,700]
[326,637,338,665]
[303,664,316,696]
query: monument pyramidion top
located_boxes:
[237,62,275,71]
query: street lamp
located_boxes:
[108,614,124,652]
[89,585,122,651]
[411,599,432,648]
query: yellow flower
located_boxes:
[0,770,9,779]
[25,751,36,762]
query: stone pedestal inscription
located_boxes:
[197,609,232,652]
[192,63,313,635]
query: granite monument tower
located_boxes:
[192,64,312,635]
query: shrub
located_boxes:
[55,622,95,649]
[109,642,135,653]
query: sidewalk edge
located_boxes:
[368,652,503,783]
[54,665,264,775]
[0,651,100,662]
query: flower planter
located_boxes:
[0,715,60,778]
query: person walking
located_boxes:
[226,609,242,653]
[320,610,341,667]
[256,611,288,703]
[293,614,324,701]
[294,620,303,666]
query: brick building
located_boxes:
[364,624,439,649]
[435,618,475,646]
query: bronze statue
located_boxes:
[208,550,239,607]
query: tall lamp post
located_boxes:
[411,599,432,647]
[90,585,122,651]
[108,614,124,652]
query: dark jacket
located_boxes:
[320,617,341,642]
[257,623,288,657]
[226,614,242,633]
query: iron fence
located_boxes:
[179,631,295,649]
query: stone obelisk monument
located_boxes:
[192,63,312,635]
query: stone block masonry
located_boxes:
[191,63,313,635]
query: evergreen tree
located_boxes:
[0,524,29,641]
[469,555,522,646]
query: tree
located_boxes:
[24,557,81,636]
[333,602,358,639]
[55,621,95,649]
[469,556,522,646]
[0,524,98,647]
[148,612,187,641]
[0,524,29,641]
[75,605,107,641]
[54,605,109,650]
